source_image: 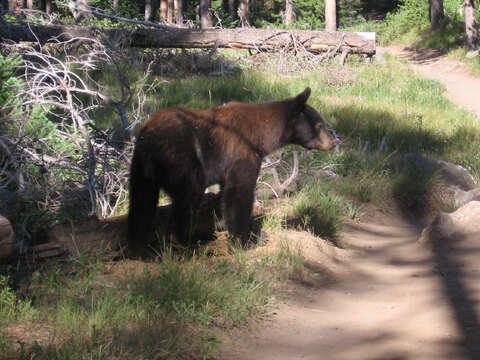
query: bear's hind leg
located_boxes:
[127,178,160,257]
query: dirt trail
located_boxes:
[218,211,480,359]
[381,45,480,118]
[217,49,480,359]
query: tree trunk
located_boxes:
[283,0,294,25]
[429,0,444,30]
[8,0,21,11]
[200,0,212,28]
[0,20,376,55]
[325,0,336,31]
[40,0,51,13]
[239,0,249,26]
[174,0,183,23]
[228,0,235,17]
[464,0,478,50]
[167,0,173,23]
[160,0,167,22]
[113,0,119,13]
[76,0,91,22]
[145,0,152,21]
[26,0,32,9]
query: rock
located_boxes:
[403,153,476,191]
[0,215,15,263]
[466,50,479,59]
[453,187,480,207]
[419,201,480,246]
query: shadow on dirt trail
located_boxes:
[217,206,480,360]
[427,230,480,359]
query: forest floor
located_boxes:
[216,47,480,360]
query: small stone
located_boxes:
[466,50,479,59]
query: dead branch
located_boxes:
[0,32,140,227]
[259,151,299,199]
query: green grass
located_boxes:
[1,249,273,359]
[293,181,351,241]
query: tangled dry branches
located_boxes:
[0,34,139,236]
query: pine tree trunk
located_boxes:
[40,0,51,13]
[174,0,183,23]
[325,0,336,31]
[145,0,152,20]
[167,0,174,23]
[26,0,33,9]
[464,0,478,50]
[200,0,212,28]
[113,0,119,13]
[228,0,235,17]
[8,0,21,11]
[160,0,167,22]
[283,0,294,25]
[76,0,91,22]
[239,0,249,25]
[429,0,444,30]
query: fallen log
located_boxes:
[0,18,375,55]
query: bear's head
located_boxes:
[288,88,337,151]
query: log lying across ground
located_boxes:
[0,19,375,55]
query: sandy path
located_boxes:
[217,210,480,360]
[381,45,480,118]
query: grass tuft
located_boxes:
[293,181,346,241]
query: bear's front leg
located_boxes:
[223,161,260,243]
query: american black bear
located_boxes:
[127,87,336,255]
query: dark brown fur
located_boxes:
[127,87,336,256]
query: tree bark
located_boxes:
[160,0,167,22]
[26,0,32,9]
[239,0,249,26]
[283,0,294,25]
[325,0,336,31]
[200,0,212,28]
[429,0,444,30]
[113,0,119,13]
[75,0,91,22]
[228,0,235,17]
[174,0,183,23]
[167,0,174,23]
[464,0,478,50]
[145,0,152,21]
[8,0,21,11]
[40,0,51,13]
[0,20,376,55]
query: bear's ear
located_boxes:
[291,87,311,116]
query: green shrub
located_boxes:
[0,275,37,323]
[0,53,23,128]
